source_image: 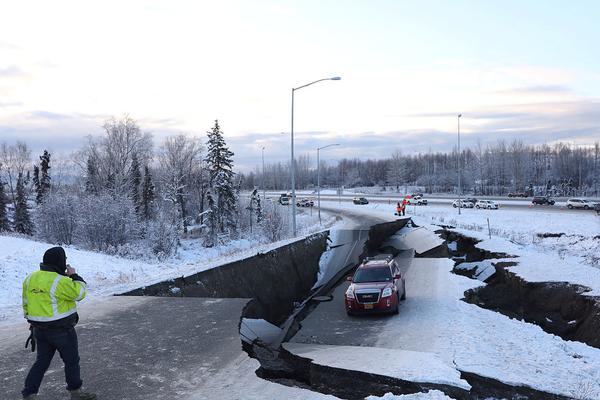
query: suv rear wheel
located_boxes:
[567,204,573,209]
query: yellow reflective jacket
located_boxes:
[22,270,87,323]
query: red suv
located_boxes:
[344,254,406,315]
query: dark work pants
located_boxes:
[22,327,82,397]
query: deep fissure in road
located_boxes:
[444,229,600,350]
[246,222,573,400]
[123,221,579,399]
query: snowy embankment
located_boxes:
[0,210,337,325]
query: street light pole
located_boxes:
[317,143,340,224]
[261,146,266,202]
[457,114,462,215]
[290,76,341,237]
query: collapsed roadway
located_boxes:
[0,208,586,399]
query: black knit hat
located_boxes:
[42,247,67,273]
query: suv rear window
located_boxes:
[353,267,392,283]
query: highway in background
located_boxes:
[262,191,599,214]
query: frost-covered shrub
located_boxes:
[146,207,179,259]
[77,194,140,251]
[261,203,286,242]
[35,192,78,245]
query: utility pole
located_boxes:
[458,114,462,215]
[261,146,266,203]
[290,76,341,237]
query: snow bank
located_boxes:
[366,390,455,400]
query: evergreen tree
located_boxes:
[14,173,33,235]
[130,154,142,214]
[141,166,156,220]
[0,181,10,232]
[85,156,99,195]
[32,165,40,200]
[203,189,217,247]
[33,150,51,204]
[204,120,237,236]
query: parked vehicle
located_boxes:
[297,198,314,207]
[353,197,369,205]
[463,197,478,204]
[508,192,528,198]
[410,192,424,198]
[279,196,290,205]
[532,196,555,205]
[566,198,592,210]
[452,199,474,208]
[345,254,406,315]
[407,195,428,205]
[475,200,499,209]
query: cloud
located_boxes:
[2,94,599,174]
[494,85,571,95]
[0,65,26,78]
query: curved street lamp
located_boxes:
[290,76,341,236]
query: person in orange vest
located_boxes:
[396,202,402,216]
[401,197,408,216]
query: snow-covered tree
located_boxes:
[253,189,263,224]
[159,134,203,233]
[204,120,237,237]
[14,173,33,235]
[146,205,179,259]
[130,153,141,214]
[0,181,9,232]
[0,141,31,208]
[77,193,139,251]
[36,192,78,245]
[85,155,100,195]
[203,189,217,247]
[32,150,51,204]
[141,165,155,220]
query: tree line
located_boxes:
[0,117,290,258]
[241,140,600,197]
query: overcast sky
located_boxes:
[1,0,599,171]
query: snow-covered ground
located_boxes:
[0,210,336,325]
[374,257,600,398]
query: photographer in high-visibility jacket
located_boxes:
[21,247,96,400]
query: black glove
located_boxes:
[25,326,36,352]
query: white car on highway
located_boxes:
[475,200,499,209]
[566,198,592,210]
[407,196,428,206]
[452,199,474,208]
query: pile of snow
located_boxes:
[367,391,455,400]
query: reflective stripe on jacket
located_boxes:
[22,270,87,322]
